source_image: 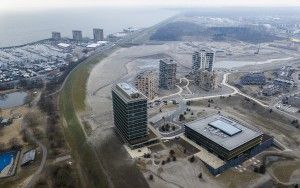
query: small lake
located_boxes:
[0,91,27,109]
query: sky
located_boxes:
[1,0,300,12]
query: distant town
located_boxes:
[0,27,137,90]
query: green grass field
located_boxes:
[59,54,109,188]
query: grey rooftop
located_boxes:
[185,114,262,151]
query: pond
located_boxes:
[0,91,27,109]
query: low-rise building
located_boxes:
[262,84,280,96]
[134,70,158,100]
[21,149,36,166]
[240,73,266,85]
[277,66,293,79]
[274,78,295,91]
[194,70,216,91]
[283,94,300,107]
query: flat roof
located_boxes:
[57,43,70,48]
[209,119,241,136]
[185,114,262,151]
[113,83,147,103]
[160,58,176,65]
[21,149,36,165]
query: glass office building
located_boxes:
[112,83,148,144]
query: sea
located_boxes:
[0,7,178,47]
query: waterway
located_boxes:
[0,7,177,47]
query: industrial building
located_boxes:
[159,59,177,90]
[184,114,273,175]
[93,28,104,41]
[72,30,83,41]
[112,83,150,147]
[52,32,61,40]
[240,72,266,85]
[192,49,215,72]
[134,70,158,100]
[194,69,216,91]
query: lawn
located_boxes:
[270,160,300,183]
[59,53,109,188]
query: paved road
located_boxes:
[22,122,47,188]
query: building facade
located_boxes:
[112,83,148,145]
[93,28,104,41]
[159,59,177,90]
[72,30,83,41]
[192,50,215,72]
[194,69,216,91]
[52,32,61,40]
[134,70,158,100]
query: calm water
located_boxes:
[0,7,177,47]
[0,91,27,109]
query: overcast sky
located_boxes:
[2,0,300,12]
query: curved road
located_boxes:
[22,122,47,188]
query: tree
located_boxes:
[172,126,176,131]
[198,173,202,179]
[169,150,175,156]
[149,174,154,180]
[24,111,42,128]
[179,114,185,121]
[161,160,165,165]
[172,156,176,161]
[269,109,273,113]
[189,155,195,163]
[9,138,20,149]
[167,157,171,162]
[186,101,191,106]
[259,165,266,174]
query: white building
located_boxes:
[192,49,215,72]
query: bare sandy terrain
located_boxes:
[85,40,300,188]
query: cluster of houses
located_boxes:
[0,38,105,91]
[240,66,296,96]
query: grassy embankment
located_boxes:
[59,54,109,188]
